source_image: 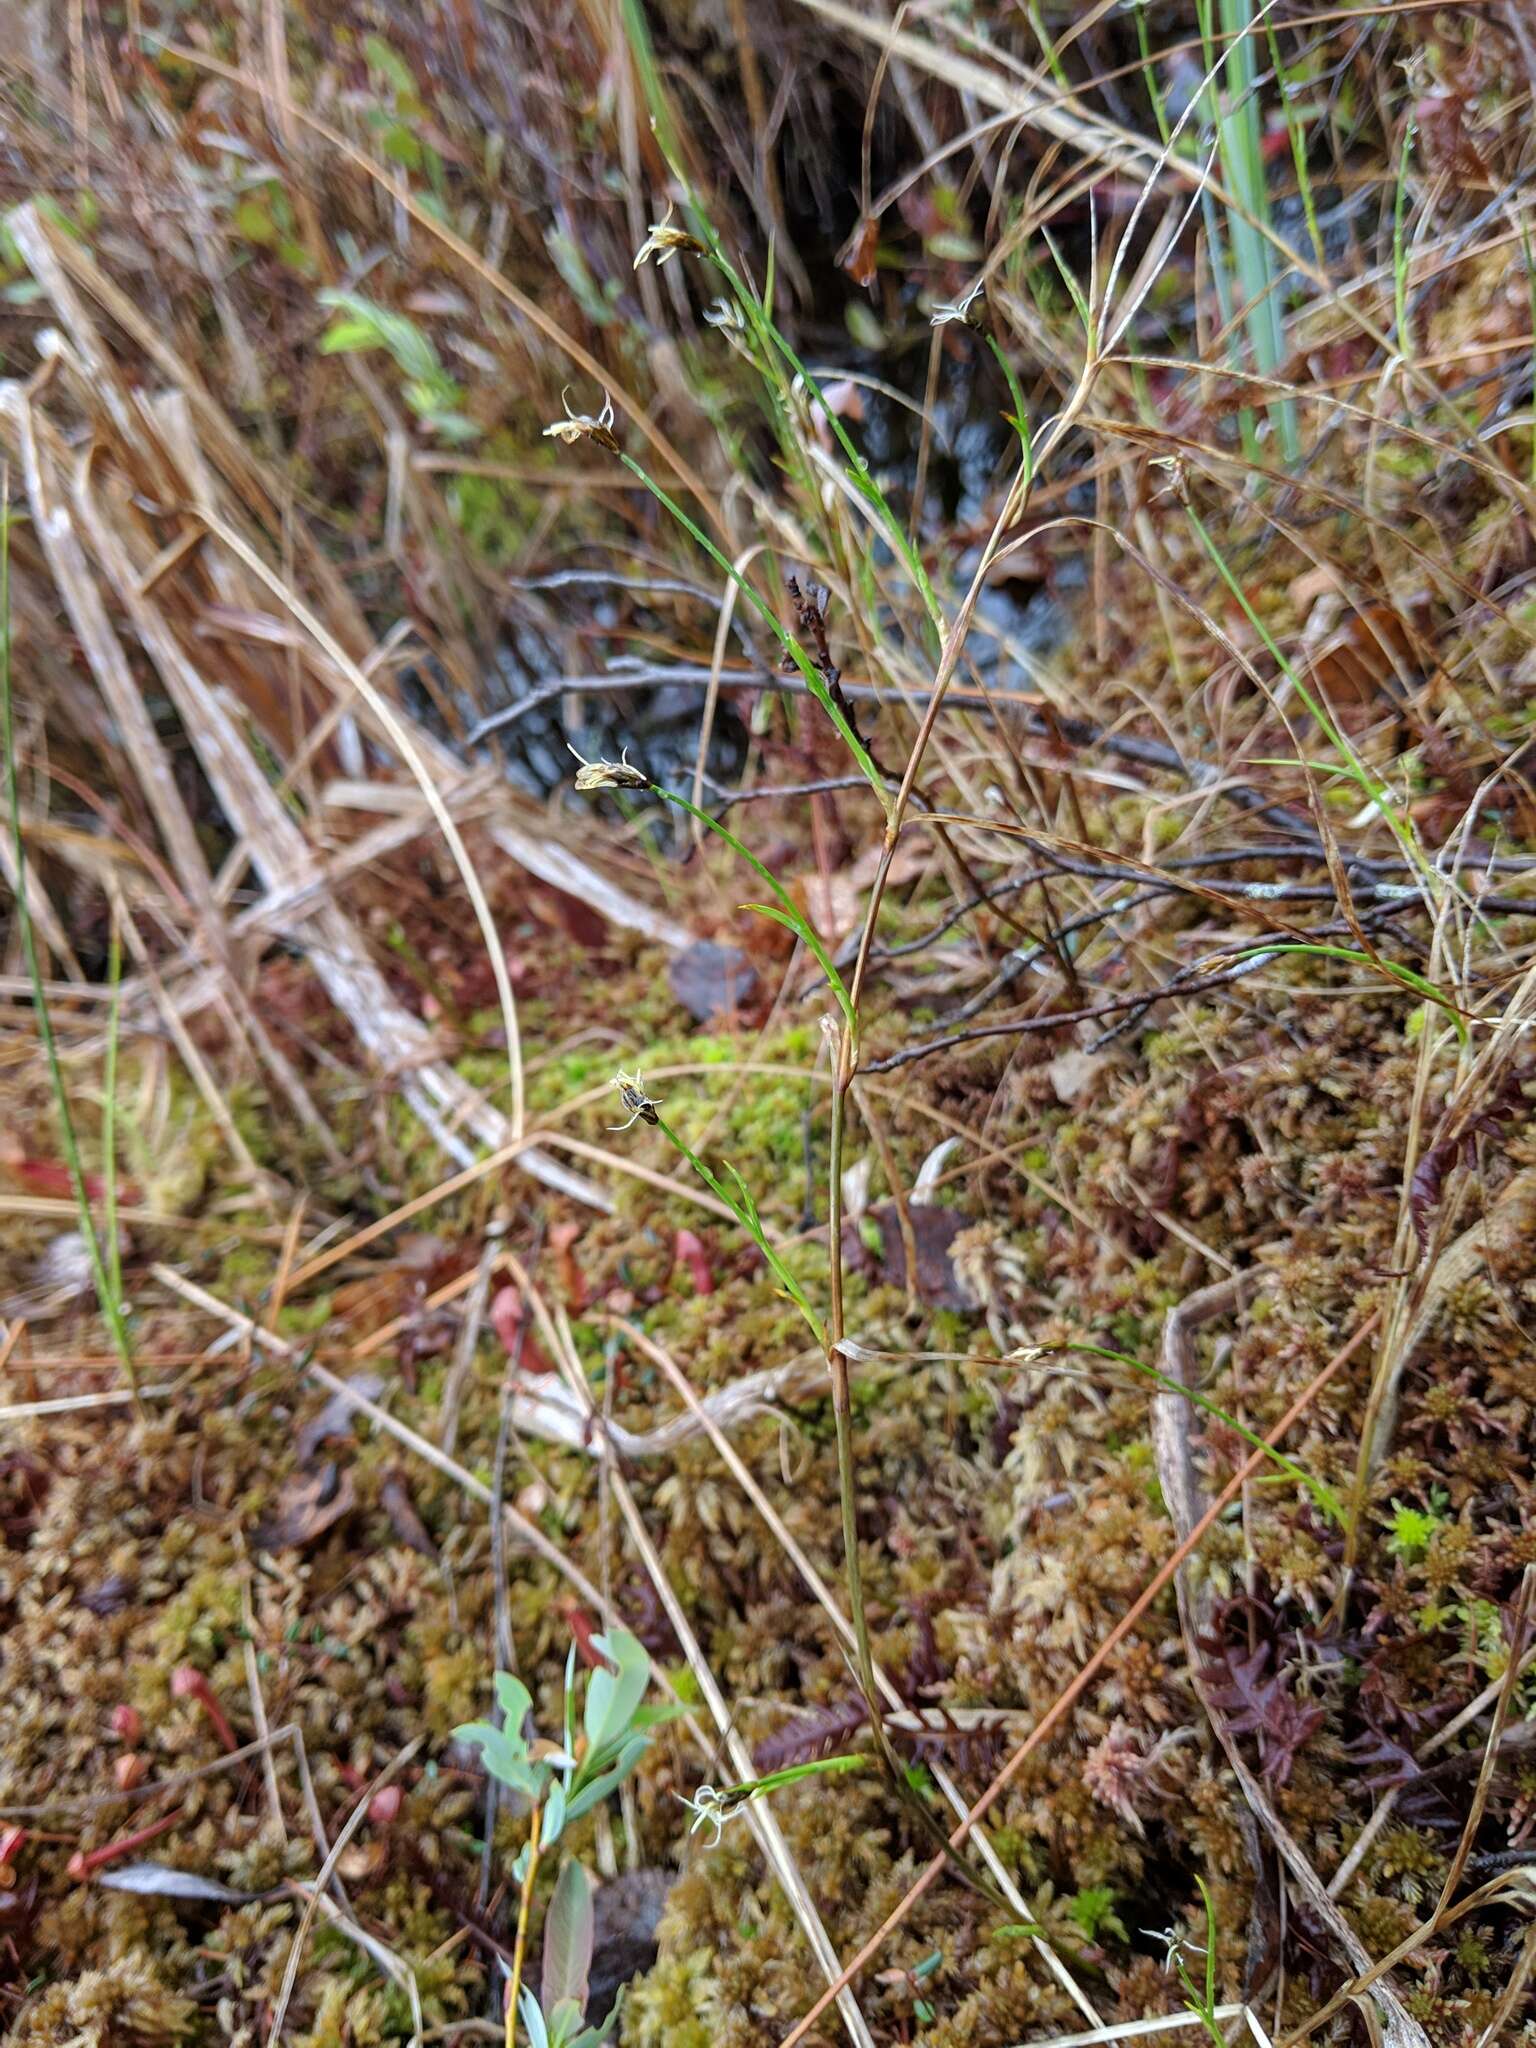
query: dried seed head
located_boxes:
[567,741,648,792]
[542,388,620,453]
[633,202,707,270]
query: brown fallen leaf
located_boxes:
[840,215,880,288]
[841,1201,970,1310]
[296,1374,385,1462]
[253,1462,356,1552]
[380,1469,439,1560]
[667,939,758,1022]
[799,872,861,945]
[1303,599,1420,709]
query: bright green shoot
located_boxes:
[456,1628,680,2048]
[454,1630,665,1868]
[1169,1875,1225,2048]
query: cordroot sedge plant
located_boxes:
[561,120,1408,1940]
[12,2,1536,2042]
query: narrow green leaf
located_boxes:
[318,317,383,356]
[540,1778,566,1850]
[740,903,855,1028]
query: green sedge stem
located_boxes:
[726,1754,870,1809]
[652,1113,824,1346]
[1219,942,1468,1047]
[1,481,139,1407]
[983,333,1034,488]
[616,454,887,806]
[1032,1339,1342,1524]
[647,783,856,1032]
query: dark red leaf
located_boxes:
[491,1284,555,1374]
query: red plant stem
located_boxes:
[67,1806,184,1881]
[777,1310,1382,2048]
[171,1666,238,1753]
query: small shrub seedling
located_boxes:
[456,1628,679,2048]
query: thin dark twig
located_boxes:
[863,902,1422,1073]
[465,665,1298,833]
[864,843,1324,964]
[702,771,893,811]
[1091,902,1417,1049]
[859,963,1267,1074]
[937,885,1166,1025]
